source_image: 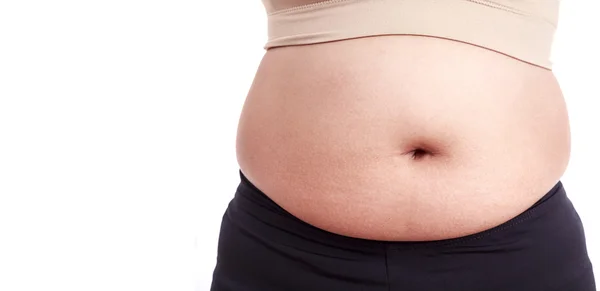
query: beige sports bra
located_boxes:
[262,0,560,69]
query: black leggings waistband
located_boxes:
[236,171,563,251]
[211,172,596,291]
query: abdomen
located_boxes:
[236,35,571,241]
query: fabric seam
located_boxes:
[383,244,391,291]
[463,0,528,16]
[268,0,528,16]
[463,0,557,27]
[268,0,353,15]
[267,0,556,27]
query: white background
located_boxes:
[0,1,597,291]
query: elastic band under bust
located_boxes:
[263,0,559,69]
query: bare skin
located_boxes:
[236,35,571,241]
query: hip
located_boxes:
[210,172,595,291]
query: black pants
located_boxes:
[211,172,596,291]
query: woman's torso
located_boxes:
[236,35,570,241]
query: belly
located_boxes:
[236,36,571,241]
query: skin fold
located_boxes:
[236,35,571,241]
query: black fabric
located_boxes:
[210,172,596,291]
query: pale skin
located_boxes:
[236,35,571,241]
